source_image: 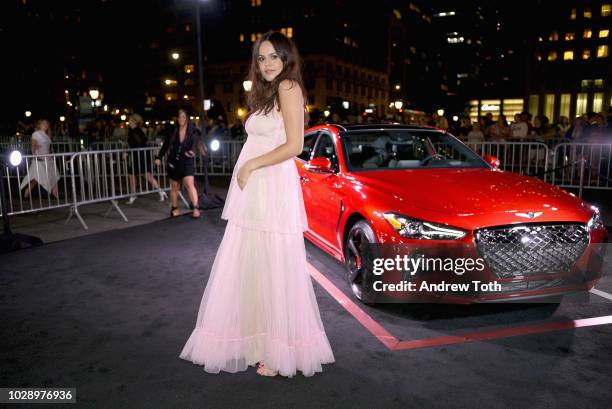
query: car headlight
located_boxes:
[587,206,604,231]
[383,212,467,240]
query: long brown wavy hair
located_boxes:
[246,30,308,122]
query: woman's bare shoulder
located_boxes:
[278,79,300,93]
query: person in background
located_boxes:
[125,113,167,204]
[155,109,205,218]
[565,116,587,140]
[531,115,556,139]
[486,114,510,141]
[467,122,485,142]
[19,119,60,200]
[556,116,571,136]
[510,113,528,138]
[431,112,449,130]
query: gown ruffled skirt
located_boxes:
[179,109,335,377]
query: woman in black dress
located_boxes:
[125,113,167,204]
[155,109,206,218]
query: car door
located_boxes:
[296,131,319,223]
[301,131,343,247]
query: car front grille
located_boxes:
[475,223,589,278]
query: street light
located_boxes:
[89,88,100,100]
[171,52,180,60]
[194,0,225,210]
[59,116,66,122]
[25,111,32,117]
[394,100,403,110]
[1,151,43,252]
[242,80,252,92]
[437,108,445,116]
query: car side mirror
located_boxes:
[483,155,500,169]
[307,157,333,173]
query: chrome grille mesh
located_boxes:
[475,224,589,278]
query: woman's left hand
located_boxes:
[237,160,254,190]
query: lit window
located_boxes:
[251,33,256,42]
[565,32,575,41]
[594,79,604,87]
[570,8,577,19]
[581,79,592,88]
[239,33,244,42]
[583,29,592,38]
[583,49,591,59]
[602,4,611,16]
[584,7,592,18]
[163,79,177,86]
[597,45,609,57]
[547,51,557,61]
[576,93,587,115]
[544,94,555,121]
[528,95,539,117]
[184,24,191,32]
[549,31,558,41]
[593,92,604,112]
[165,93,178,101]
[535,52,542,61]
[287,27,293,38]
[250,0,262,6]
[559,94,571,118]
[563,50,574,60]
[599,29,609,38]
[184,64,194,74]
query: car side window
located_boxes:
[298,132,318,161]
[313,133,338,170]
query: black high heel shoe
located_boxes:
[190,203,201,219]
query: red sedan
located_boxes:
[295,124,608,304]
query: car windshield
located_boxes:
[341,129,488,171]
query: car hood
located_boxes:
[350,168,587,216]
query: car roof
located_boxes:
[331,123,444,133]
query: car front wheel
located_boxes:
[344,220,379,304]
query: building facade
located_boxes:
[527,1,611,121]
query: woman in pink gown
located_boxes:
[179,31,335,378]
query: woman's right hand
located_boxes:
[155,159,161,167]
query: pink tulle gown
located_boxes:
[179,105,335,378]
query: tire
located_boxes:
[344,220,379,304]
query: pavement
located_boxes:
[1,175,612,409]
[2,204,612,409]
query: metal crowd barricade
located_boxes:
[66,147,173,229]
[465,141,550,176]
[195,139,244,176]
[551,143,612,192]
[0,152,76,217]
[0,141,83,155]
[89,141,128,151]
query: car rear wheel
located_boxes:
[344,220,379,304]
